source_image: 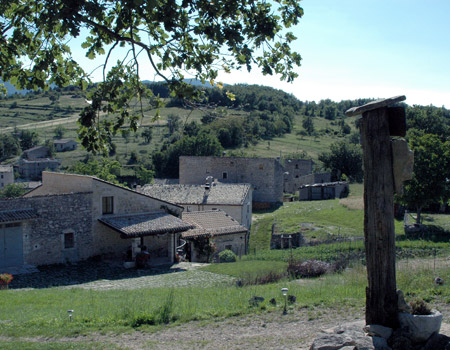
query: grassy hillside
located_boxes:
[0,88,355,173]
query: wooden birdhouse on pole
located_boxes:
[345,96,413,328]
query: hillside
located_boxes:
[1,83,448,184]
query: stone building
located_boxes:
[181,210,248,262]
[0,165,14,189]
[16,158,60,180]
[282,158,314,193]
[22,146,50,160]
[299,181,349,201]
[0,172,192,269]
[53,139,78,152]
[138,182,252,228]
[179,156,283,205]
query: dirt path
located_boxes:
[3,307,449,349]
[0,115,79,133]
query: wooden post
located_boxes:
[346,95,406,328]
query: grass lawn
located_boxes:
[0,256,448,340]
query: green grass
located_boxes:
[250,197,405,251]
[0,255,448,339]
[200,260,288,279]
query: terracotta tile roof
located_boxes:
[0,208,38,223]
[140,183,251,206]
[98,212,194,238]
[181,210,248,239]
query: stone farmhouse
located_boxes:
[282,158,314,193]
[16,145,60,180]
[0,172,194,269]
[22,145,50,160]
[137,182,252,229]
[179,156,284,205]
[181,210,248,262]
[0,165,14,189]
[179,156,332,205]
[53,139,78,152]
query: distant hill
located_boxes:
[0,80,29,95]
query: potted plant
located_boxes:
[398,298,443,343]
[0,273,13,290]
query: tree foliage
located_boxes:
[0,183,27,198]
[1,0,303,154]
[398,132,450,223]
[318,141,363,182]
[67,157,121,183]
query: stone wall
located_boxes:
[282,159,314,193]
[0,193,93,266]
[179,156,283,203]
[26,172,183,262]
[0,166,14,188]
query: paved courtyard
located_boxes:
[8,261,235,290]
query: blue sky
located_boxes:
[218,0,450,107]
[71,0,450,107]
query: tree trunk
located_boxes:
[361,107,398,328]
[416,207,422,224]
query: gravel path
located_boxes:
[10,261,235,290]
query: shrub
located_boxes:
[287,259,332,278]
[237,271,286,286]
[410,298,432,315]
[219,249,237,263]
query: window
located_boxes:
[222,172,228,179]
[295,164,299,169]
[225,245,232,250]
[259,164,263,170]
[64,232,75,249]
[102,196,114,214]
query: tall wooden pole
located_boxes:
[346,96,406,328]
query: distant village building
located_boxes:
[0,165,14,188]
[181,210,249,262]
[282,158,314,193]
[0,172,191,269]
[22,146,50,160]
[53,139,77,152]
[138,182,252,228]
[17,146,60,180]
[179,156,283,205]
[296,173,332,187]
[299,181,349,201]
[16,158,60,180]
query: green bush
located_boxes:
[218,249,237,263]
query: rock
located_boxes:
[398,310,443,343]
[310,323,378,350]
[248,296,264,306]
[372,336,391,350]
[309,333,357,350]
[388,329,413,350]
[422,332,450,350]
[364,324,393,339]
[269,298,276,305]
[434,276,444,285]
[397,290,412,313]
[288,295,296,304]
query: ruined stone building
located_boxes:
[179,156,283,205]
